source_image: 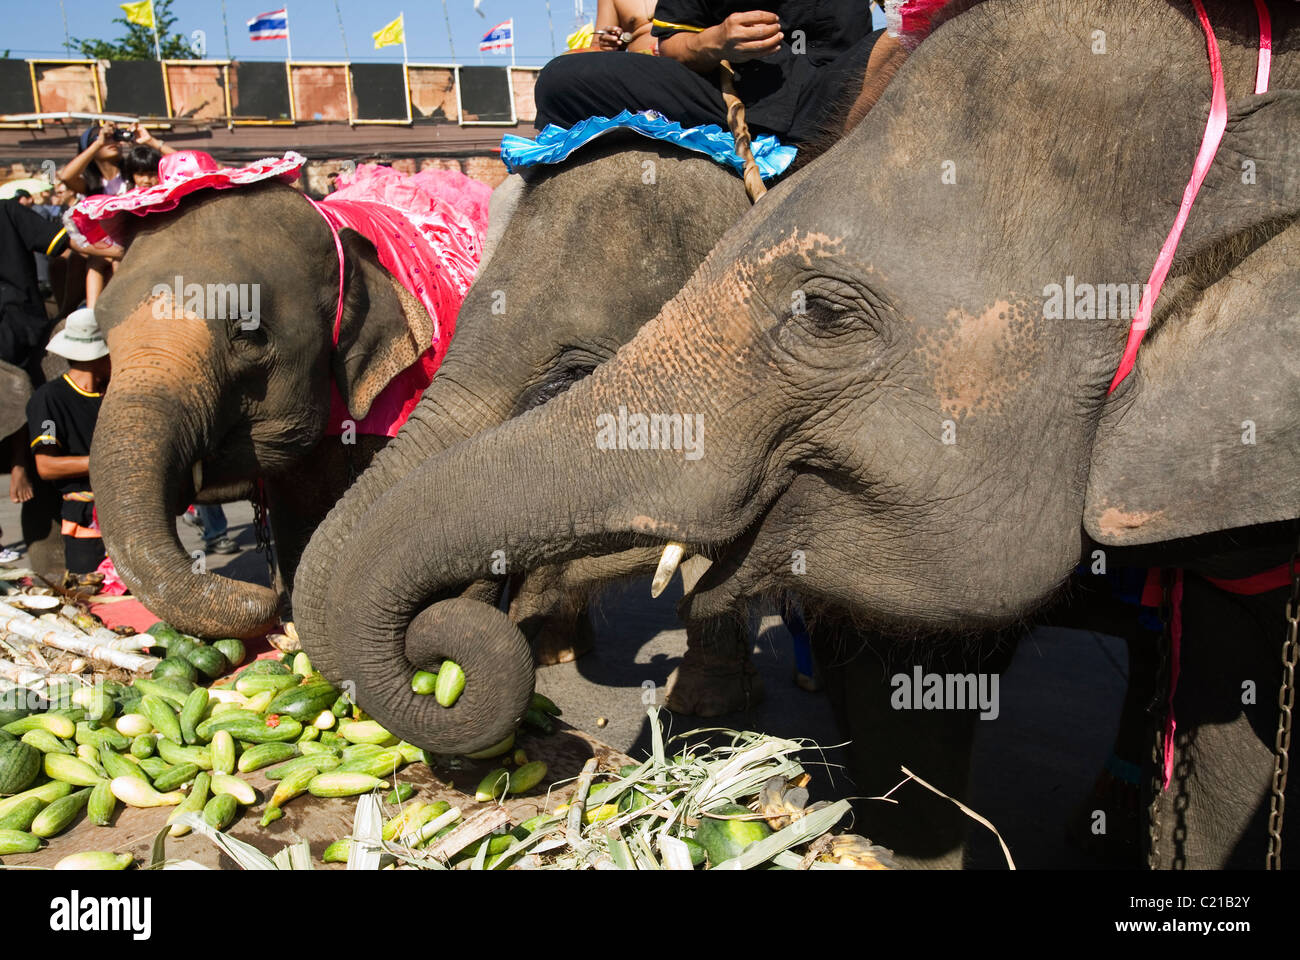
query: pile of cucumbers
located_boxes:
[0,622,425,860]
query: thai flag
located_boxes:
[479,18,514,52]
[248,8,289,41]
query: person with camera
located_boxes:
[56,122,173,307]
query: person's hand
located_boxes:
[131,122,161,148]
[594,27,624,50]
[718,10,783,63]
[96,121,115,145]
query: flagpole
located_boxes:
[440,0,456,63]
[334,0,351,60]
[401,12,407,65]
[59,0,71,55]
[510,21,515,66]
[220,0,231,58]
[284,5,293,62]
[150,0,161,60]
[545,1,555,57]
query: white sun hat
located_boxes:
[46,308,109,362]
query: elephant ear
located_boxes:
[330,227,434,421]
[1084,92,1300,546]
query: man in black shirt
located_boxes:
[534,2,878,145]
[0,196,69,381]
[27,308,110,575]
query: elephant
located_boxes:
[89,179,434,638]
[304,0,1300,867]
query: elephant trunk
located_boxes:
[315,303,757,754]
[294,362,524,685]
[92,328,281,639]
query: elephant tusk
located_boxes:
[191,461,203,494]
[650,542,687,599]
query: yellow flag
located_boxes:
[373,14,405,49]
[566,23,594,50]
[120,0,154,28]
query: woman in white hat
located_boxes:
[25,308,111,575]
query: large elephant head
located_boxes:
[294,137,752,752]
[91,181,432,638]
[307,0,1300,754]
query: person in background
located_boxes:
[57,122,173,307]
[28,187,62,300]
[535,3,877,147]
[119,143,163,190]
[181,503,240,555]
[26,308,110,576]
[571,0,660,54]
[12,190,33,208]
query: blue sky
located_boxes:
[6,1,886,68]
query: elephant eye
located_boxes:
[788,277,880,337]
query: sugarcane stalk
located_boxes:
[0,603,159,673]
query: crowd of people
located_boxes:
[0,120,238,577]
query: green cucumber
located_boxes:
[235,659,292,679]
[203,792,239,830]
[530,692,562,716]
[297,741,338,758]
[130,735,156,759]
[4,713,76,740]
[335,749,405,779]
[388,782,416,804]
[87,779,117,826]
[330,695,352,718]
[132,677,193,705]
[522,708,555,734]
[307,772,387,797]
[264,754,341,780]
[138,757,172,780]
[434,661,466,707]
[44,753,101,787]
[211,731,236,775]
[235,673,300,697]
[0,795,46,831]
[266,680,341,722]
[30,786,92,837]
[410,671,437,695]
[99,747,148,782]
[322,838,351,862]
[145,622,187,646]
[0,828,41,854]
[0,780,72,821]
[151,762,200,792]
[196,714,302,744]
[139,696,183,745]
[20,729,72,755]
[178,687,209,745]
[166,771,210,837]
[156,738,212,770]
[237,742,298,773]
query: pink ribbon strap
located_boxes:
[1108,0,1273,394]
[307,198,347,346]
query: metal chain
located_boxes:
[252,480,277,587]
[1265,533,1300,869]
[1146,571,1175,871]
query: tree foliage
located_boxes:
[75,0,198,61]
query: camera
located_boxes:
[112,128,135,142]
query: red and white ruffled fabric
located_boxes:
[69,151,306,247]
[317,163,491,437]
[94,555,129,596]
[885,0,957,49]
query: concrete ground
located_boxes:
[1,482,1127,868]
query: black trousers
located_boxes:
[534,33,879,145]
[63,535,106,575]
